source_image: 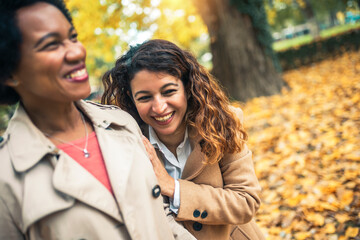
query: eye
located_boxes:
[163,89,176,96]
[70,32,78,42]
[136,95,151,102]
[41,41,60,51]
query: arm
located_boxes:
[176,144,261,225]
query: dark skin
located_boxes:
[6,3,92,143]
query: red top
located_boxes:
[57,132,113,194]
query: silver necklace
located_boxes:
[44,112,90,158]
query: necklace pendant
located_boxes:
[83,149,90,158]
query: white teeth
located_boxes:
[154,112,173,122]
[66,68,86,79]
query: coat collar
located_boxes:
[181,127,207,180]
[6,100,128,173]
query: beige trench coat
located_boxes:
[0,100,179,240]
[149,108,265,240]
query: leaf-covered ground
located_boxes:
[239,50,360,239]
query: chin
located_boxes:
[79,87,92,99]
[154,128,177,137]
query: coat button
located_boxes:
[152,185,161,198]
[193,209,200,218]
[193,222,202,231]
[201,210,208,219]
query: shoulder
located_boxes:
[0,132,19,193]
[82,100,142,135]
[229,105,244,123]
[0,133,10,161]
[82,100,137,124]
[84,100,122,111]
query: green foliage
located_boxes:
[265,0,358,31]
[230,0,282,72]
[0,105,15,134]
[277,27,360,71]
[266,2,305,32]
[273,23,360,51]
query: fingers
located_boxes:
[142,136,153,158]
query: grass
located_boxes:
[320,22,360,38]
[273,35,313,51]
[273,22,360,51]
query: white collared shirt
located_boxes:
[149,126,192,214]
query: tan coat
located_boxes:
[0,100,178,240]
[153,108,265,240]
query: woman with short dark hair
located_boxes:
[0,2,182,239]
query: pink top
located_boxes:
[57,132,113,194]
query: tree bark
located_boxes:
[192,0,285,102]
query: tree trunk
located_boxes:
[192,0,285,102]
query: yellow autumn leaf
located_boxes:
[345,227,359,238]
[339,190,354,208]
[324,223,336,234]
[335,214,351,223]
[294,232,311,240]
[305,213,325,226]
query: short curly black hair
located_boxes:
[0,0,72,105]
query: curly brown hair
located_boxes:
[102,39,247,164]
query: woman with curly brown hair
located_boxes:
[102,39,265,240]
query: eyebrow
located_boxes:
[34,26,75,49]
[134,82,179,98]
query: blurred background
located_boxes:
[1,0,359,239]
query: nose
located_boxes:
[65,40,86,63]
[152,96,167,114]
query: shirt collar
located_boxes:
[148,125,189,153]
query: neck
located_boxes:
[22,100,81,134]
[157,122,187,156]
[20,99,93,147]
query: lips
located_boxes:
[153,112,174,123]
[65,67,88,82]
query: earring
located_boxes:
[7,77,19,87]
[12,79,19,86]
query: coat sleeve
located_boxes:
[163,202,197,240]
[176,107,262,225]
[176,145,261,225]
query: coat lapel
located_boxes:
[180,128,207,180]
[21,154,75,232]
[181,140,207,180]
[52,152,123,222]
[95,127,135,213]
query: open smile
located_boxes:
[153,112,175,123]
[65,67,88,82]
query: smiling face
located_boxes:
[8,2,90,106]
[130,70,188,142]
